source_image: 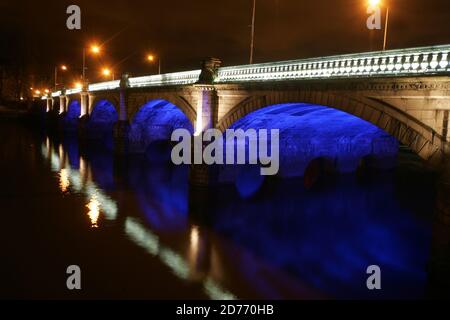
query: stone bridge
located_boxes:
[42,44,450,220]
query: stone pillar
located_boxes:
[80,90,89,118]
[190,85,219,187]
[195,85,217,134]
[64,96,70,113]
[189,58,222,188]
[46,97,53,113]
[114,73,131,155]
[59,96,66,114]
[78,85,90,141]
[56,95,67,133]
[88,93,96,115]
[429,153,450,296]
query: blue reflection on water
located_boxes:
[214,174,431,299]
[55,131,432,299]
[63,136,80,169]
[127,157,190,232]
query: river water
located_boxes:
[1,118,449,299]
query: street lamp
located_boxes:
[101,67,114,80]
[147,54,161,74]
[249,0,256,64]
[54,65,68,88]
[82,43,102,83]
[368,0,389,51]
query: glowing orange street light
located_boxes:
[102,68,111,76]
[34,90,41,95]
[101,67,115,80]
[368,0,381,6]
[44,89,49,94]
[74,82,82,89]
[146,53,161,74]
[90,45,101,54]
[83,43,103,82]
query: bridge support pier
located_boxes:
[189,59,221,188]
[46,97,53,113]
[56,95,67,133]
[428,159,450,297]
[436,162,450,225]
[77,88,91,145]
[113,74,131,156]
[114,120,130,155]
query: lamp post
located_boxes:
[82,44,101,83]
[147,54,161,74]
[54,65,67,88]
[249,0,256,64]
[383,5,389,51]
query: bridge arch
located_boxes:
[217,91,444,165]
[89,99,119,125]
[219,102,399,183]
[86,99,119,149]
[63,99,81,130]
[128,99,195,156]
[128,93,196,127]
[90,95,120,116]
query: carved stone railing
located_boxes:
[88,80,121,92]
[216,44,450,83]
[128,70,201,88]
[44,44,450,100]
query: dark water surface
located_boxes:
[1,119,449,299]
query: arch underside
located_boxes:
[129,93,197,128]
[63,100,81,130]
[217,91,444,165]
[128,99,194,154]
[219,102,399,185]
[87,99,119,146]
[90,94,120,116]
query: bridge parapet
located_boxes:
[89,80,121,92]
[129,70,201,88]
[43,44,449,99]
[216,45,450,83]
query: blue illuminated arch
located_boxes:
[89,99,118,125]
[63,100,81,130]
[66,100,80,119]
[129,99,194,155]
[86,99,119,149]
[219,103,399,196]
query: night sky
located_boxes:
[1,0,449,85]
